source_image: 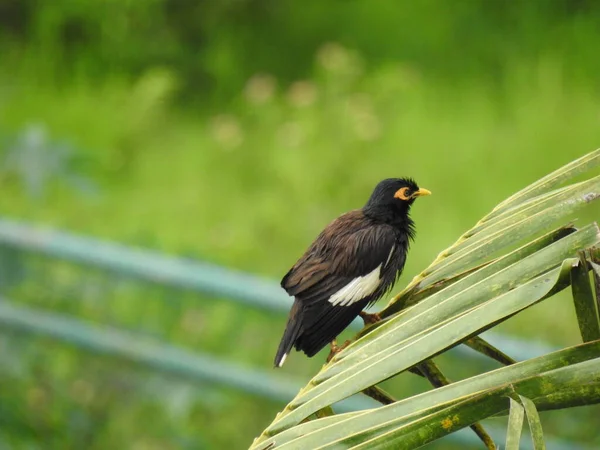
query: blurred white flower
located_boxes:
[277,121,305,148]
[316,42,363,78]
[244,73,276,105]
[346,93,373,116]
[210,114,244,149]
[355,114,381,141]
[396,63,421,89]
[286,80,318,108]
[317,42,350,71]
[346,93,381,141]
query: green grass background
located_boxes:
[0,2,599,449]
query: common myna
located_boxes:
[274,178,431,367]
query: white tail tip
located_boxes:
[276,353,288,367]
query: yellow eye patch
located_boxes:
[394,187,432,201]
[394,187,412,201]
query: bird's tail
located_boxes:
[274,301,303,367]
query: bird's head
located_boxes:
[363,178,431,224]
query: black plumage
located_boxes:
[274,178,431,367]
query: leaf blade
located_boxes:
[260,261,577,437]
[339,225,599,372]
[489,148,600,218]
[505,397,525,450]
[272,355,600,449]
[416,179,600,290]
[520,395,546,450]
[571,254,600,342]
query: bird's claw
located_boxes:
[327,339,351,362]
[360,311,381,325]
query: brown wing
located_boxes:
[281,210,396,305]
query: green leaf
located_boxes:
[263,353,600,449]
[315,405,336,418]
[453,181,590,254]
[387,225,576,315]
[251,411,365,450]
[529,380,600,411]
[520,395,546,450]
[571,254,600,342]
[329,358,600,449]
[489,148,600,218]
[381,226,584,337]
[589,253,600,317]
[257,260,582,439]
[344,387,512,450]
[505,398,525,450]
[417,359,498,449]
[388,149,600,306]
[413,177,600,291]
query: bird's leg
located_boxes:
[327,339,352,362]
[359,311,381,325]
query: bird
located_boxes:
[274,178,431,367]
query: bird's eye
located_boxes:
[394,187,412,201]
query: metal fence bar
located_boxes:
[0,298,589,450]
[0,219,286,312]
[0,298,375,412]
[0,218,558,362]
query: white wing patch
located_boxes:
[328,246,394,307]
[328,265,382,306]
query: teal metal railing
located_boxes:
[0,218,557,359]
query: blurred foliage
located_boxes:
[0,1,599,449]
[1,0,600,105]
[1,123,97,199]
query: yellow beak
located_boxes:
[413,188,432,198]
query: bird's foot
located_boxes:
[360,311,381,325]
[327,339,351,362]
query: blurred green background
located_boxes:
[0,1,599,449]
